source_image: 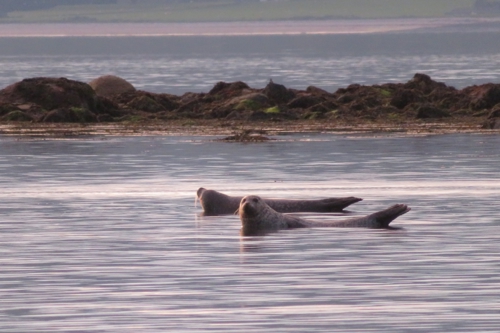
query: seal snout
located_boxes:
[240,195,261,217]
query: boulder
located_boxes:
[1,110,33,122]
[127,95,165,113]
[463,84,500,110]
[390,89,422,109]
[404,73,447,94]
[0,77,101,113]
[208,81,250,98]
[41,107,97,123]
[262,80,295,104]
[89,75,135,98]
[415,104,451,119]
[287,95,322,109]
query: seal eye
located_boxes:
[252,198,259,203]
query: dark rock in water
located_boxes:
[487,105,500,119]
[404,73,447,94]
[390,89,422,109]
[219,130,272,142]
[1,110,33,122]
[482,118,500,129]
[0,77,99,112]
[89,75,135,98]
[287,95,323,109]
[97,114,114,122]
[0,103,18,116]
[415,104,451,119]
[263,80,295,104]
[127,95,166,113]
[306,85,332,97]
[209,81,250,97]
[462,83,500,110]
[41,107,97,123]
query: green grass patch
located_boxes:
[378,89,392,98]
[236,99,262,111]
[264,106,280,114]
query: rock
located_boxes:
[1,110,33,122]
[287,95,322,109]
[262,80,295,104]
[41,107,97,123]
[462,83,500,110]
[486,105,500,119]
[482,118,500,129]
[306,85,332,96]
[0,77,100,111]
[415,104,451,119]
[155,94,180,111]
[390,89,422,109]
[0,103,18,116]
[404,73,447,94]
[89,75,135,98]
[127,95,165,113]
[209,81,250,97]
[230,93,270,110]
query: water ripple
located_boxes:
[1,133,500,332]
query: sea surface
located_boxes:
[1,20,500,94]
[1,133,500,332]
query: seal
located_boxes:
[197,187,362,215]
[238,195,410,235]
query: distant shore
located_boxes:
[1,18,500,37]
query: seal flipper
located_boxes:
[320,196,363,211]
[368,204,411,228]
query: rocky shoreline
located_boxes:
[0,73,499,137]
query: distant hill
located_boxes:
[0,0,494,23]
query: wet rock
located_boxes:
[415,104,451,119]
[127,95,165,113]
[487,105,500,119]
[482,118,500,129]
[209,81,250,98]
[404,73,447,94]
[219,130,272,142]
[89,75,135,98]
[462,83,500,110]
[287,95,322,109]
[0,77,112,119]
[0,103,18,116]
[262,80,295,104]
[230,93,270,110]
[390,89,422,109]
[307,103,331,113]
[306,85,332,97]
[1,110,33,122]
[41,107,97,123]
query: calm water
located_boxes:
[1,133,500,332]
[1,32,500,94]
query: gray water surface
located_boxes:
[2,32,500,94]
[1,133,499,332]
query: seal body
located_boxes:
[239,195,410,235]
[197,187,362,215]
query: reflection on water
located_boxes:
[1,133,500,332]
[1,33,500,94]
[1,53,500,95]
